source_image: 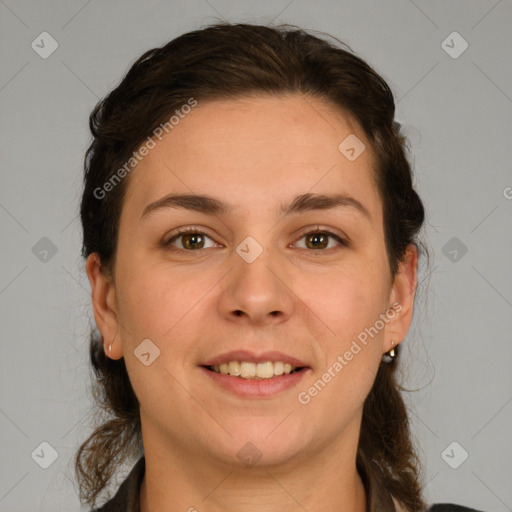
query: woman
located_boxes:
[76,22,480,512]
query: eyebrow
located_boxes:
[140,192,372,221]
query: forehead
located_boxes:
[123,94,381,220]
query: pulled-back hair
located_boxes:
[77,22,426,511]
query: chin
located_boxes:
[212,426,307,468]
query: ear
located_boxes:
[384,244,418,353]
[85,253,123,360]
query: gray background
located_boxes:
[1,1,511,511]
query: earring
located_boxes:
[108,344,112,353]
[382,340,398,363]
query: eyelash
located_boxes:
[162,226,348,253]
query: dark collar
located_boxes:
[94,455,397,512]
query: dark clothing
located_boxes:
[92,456,482,512]
[428,507,482,512]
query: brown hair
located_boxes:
[76,22,426,510]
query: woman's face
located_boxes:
[88,94,417,470]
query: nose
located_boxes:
[217,244,294,326]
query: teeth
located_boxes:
[256,362,273,379]
[228,361,241,376]
[209,361,299,379]
[273,361,284,376]
[241,362,256,378]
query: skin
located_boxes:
[86,94,418,512]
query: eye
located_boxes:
[294,228,348,251]
[163,228,218,251]
[162,226,348,253]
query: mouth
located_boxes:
[200,363,310,398]
[199,350,310,397]
[202,361,307,380]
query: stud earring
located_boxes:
[382,340,398,363]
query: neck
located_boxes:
[139,426,367,512]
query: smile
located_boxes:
[206,361,303,379]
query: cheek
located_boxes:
[297,262,389,418]
[301,263,390,343]
[297,271,386,407]
[114,263,211,410]
[115,260,211,337]
[297,347,381,440]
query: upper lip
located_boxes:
[201,350,309,368]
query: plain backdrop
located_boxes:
[1,1,511,511]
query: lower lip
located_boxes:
[200,367,309,398]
